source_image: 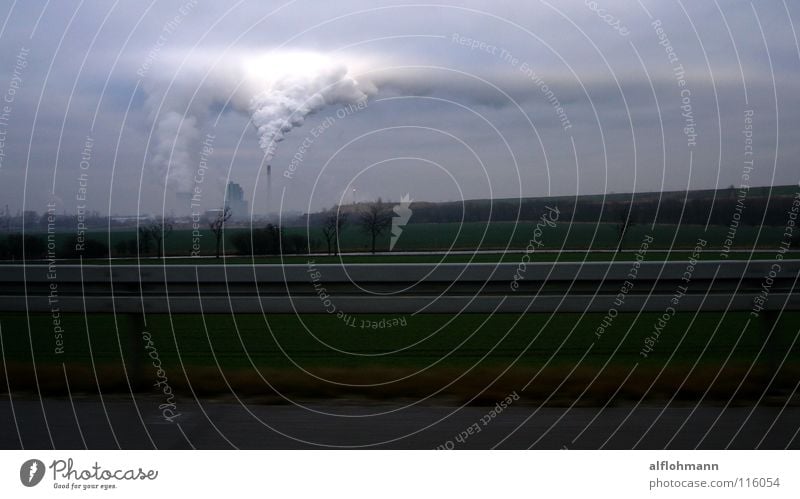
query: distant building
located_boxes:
[225,181,248,220]
[110,215,154,224]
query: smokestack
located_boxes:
[266,164,272,216]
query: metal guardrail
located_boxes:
[0,260,797,315]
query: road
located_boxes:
[2,395,798,449]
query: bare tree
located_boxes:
[321,211,348,255]
[359,199,392,254]
[209,206,232,259]
[137,226,152,256]
[614,203,635,252]
[146,218,173,259]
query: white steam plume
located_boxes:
[244,52,375,158]
[151,111,199,191]
[145,51,376,191]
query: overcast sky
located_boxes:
[0,0,798,217]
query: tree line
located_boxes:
[0,209,314,260]
[394,191,799,226]
[3,186,798,259]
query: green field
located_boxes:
[2,311,797,403]
[4,220,794,260]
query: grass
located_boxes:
[2,311,798,404]
[67,250,800,265]
[5,221,793,259]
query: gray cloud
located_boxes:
[0,0,797,215]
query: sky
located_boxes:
[0,0,798,217]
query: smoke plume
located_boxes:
[145,51,376,191]
[246,52,375,158]
[151,111,199,191]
